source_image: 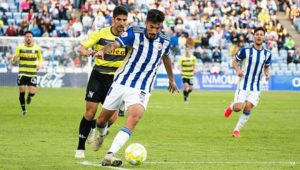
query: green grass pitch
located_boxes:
[0,87,299,170]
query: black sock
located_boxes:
[19,92,26,111]
[187,89,192,97]
[29,93,35,97]
[91,119,96,129]
[183,90,188,101]
[77,116,93,150]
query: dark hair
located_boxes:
[24,31,33,35]
[113,6,128,18]
[254,27,265,34]
[146,9,165,23]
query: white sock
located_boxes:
[96,123,108,137]
[108,127,131,155]
[234,113,250,131]
[230,103,234,110]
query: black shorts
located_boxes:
[85,70,114,104]
[17,75,37,86]
[182,78,193,86]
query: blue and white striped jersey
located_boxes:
[114,26,171,92]
[236,46,272,91]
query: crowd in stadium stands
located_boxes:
[0,0,300,75]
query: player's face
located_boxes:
[253,30,265,46]
[145,21,162,39]
[112,15,128,35]
[24,33,33,45]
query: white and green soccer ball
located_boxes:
[125,143,147,165]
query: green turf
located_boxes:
[0,87,299,170]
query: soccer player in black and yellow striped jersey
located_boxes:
[178,47,197,102]
[75,6,128,159]
[12,31,43,116]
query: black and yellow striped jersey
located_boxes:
[178,55,196,79]
[14,43,43,77]
[81,26,127,75]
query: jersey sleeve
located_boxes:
[193,56,197,65]
[163,42,171,56]
[265,52,272,66]
[13,45,20,62]
[115,27,135,47]
[235,48,246,61]
[177,57,183,67]
[37,46,43,64]
[80,31,101,48]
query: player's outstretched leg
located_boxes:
[101,152,122,167]
[26,93,35,104]
[232,111,251,138]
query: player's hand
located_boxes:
[94,50,104,59]
[84,49,94,56]
[168,80,179,94]
[265,74,270,81]
[236,69,243,77]
[37,64,42,71]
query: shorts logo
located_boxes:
[88,91,94,98]
[31,77,37,84]
[139,91,146,104]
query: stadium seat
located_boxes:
[5,12,13,19]
[13,12,21,19]
[284,70,292,75]
[8,18,15,25]
[288,63,296,71]
[10,6,18,13]
[21,12,29,18]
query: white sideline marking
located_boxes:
[80,161,131,170]
[144,161,296,165]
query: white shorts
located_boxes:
[234,89,260,106]
[103,83,151,111]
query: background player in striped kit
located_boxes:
[92,9,178,167]
[224,27,272,138]
[178,47,196,102]
[12,31,43,116]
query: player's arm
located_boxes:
[162,54,179,93]
[78,31,100,57]
[37,47,43,70]
[94,41,121,59]
[12,46,20,64]
[233,49,245,77]
[264,53,272,81]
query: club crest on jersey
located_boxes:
[157,43,163,50]
[121,32,128,37]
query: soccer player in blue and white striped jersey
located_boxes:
[224,27,271,138]
[92,9,178,166]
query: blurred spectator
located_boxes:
[20,0,30,12]
[229,41,239,58]
[284,35,296,50]
[82,11,93,33]
[212,47,222,63]
[0,19,4,36]
[1,12,8,25]
[31,23,42,37]
[5,23,17,36]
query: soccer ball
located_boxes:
[125,143,147,165]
